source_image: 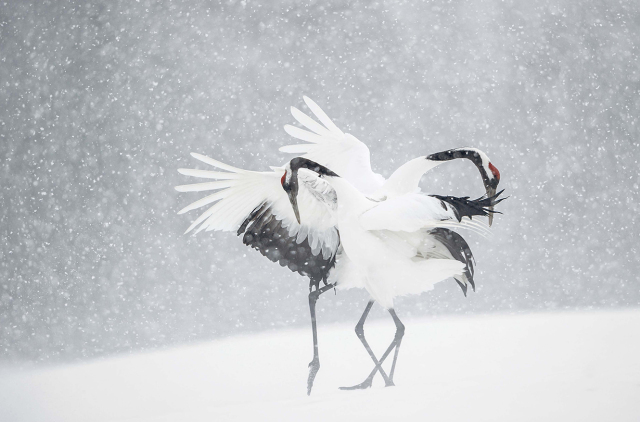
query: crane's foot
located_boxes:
[307,357,320,395]
[339,380,372,390]
[339,372,388,390]
[339,371,396,390]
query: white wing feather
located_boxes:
[175,154,338,258]
[359,194,459,232]
[280,96,384,195]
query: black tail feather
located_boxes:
[429,228,475,296]
[455,279,468,297]
[430,189,506,222]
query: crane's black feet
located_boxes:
[307,357,320,395]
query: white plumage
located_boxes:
[281,156,502,391]
[280,97,500,201]
[292,167,471,309]
[176,153,339,259]
[176,97,498,259]
[175,96,502,394]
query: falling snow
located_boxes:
[1,0,639,370]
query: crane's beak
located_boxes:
[427,148,500,226]
[288,190,301,224]
[283,157,340,225]
[282,176,301,224]
[485,185,497,226]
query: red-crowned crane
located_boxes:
[175,97,502,394]
[281,157,504,389]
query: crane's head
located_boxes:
[281,157,339,224]
[426,147,501,225]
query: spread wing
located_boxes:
[290,171,481,297]
[359,194,460,232]
[175,153,340,285]
[359,193,492,235]
[279,96,384,195]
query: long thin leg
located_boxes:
[340,301,393,390]
[341,307,405,389]
[388,308,405,381]
[307,282,335,395]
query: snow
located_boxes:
[3,0,640,363]
[2,309,638,422]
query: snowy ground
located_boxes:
[1,309,638,422]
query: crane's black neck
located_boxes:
[289,157,340,178]
[426,148,497,190]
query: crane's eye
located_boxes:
[488,163,500,181]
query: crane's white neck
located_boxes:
[376,157,444,198]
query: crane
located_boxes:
[281,157,504,389]
[175,97,502,393]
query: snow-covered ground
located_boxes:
[1,309,638,422]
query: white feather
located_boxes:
[176,154,338,259]
[279,145,314,154]
[290,106,334,138]
[176,98,500,311]
[174,180,237,192]
[303,96,344,136]
[359,194,457,232]
[177,169,241,180]
[283,125,325,144]
[177,190,232,215]
[190,153,247,173]
[281,97,384,196]
[296,224,309,245]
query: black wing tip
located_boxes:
[476,189,507,208]
[467,273,476,292]
[430,228,476,297]
[455,278,468,297]
[431,189,507,221]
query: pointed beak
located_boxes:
[283,174,301,224]
[485,185,497,226]
[287,189,301,224]
[486,162,501,226]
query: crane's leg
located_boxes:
[339,301,394,390]
[387,308,405,382]
[307,282,335,395]
[340,306,405,390]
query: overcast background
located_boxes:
[1,0,639,363]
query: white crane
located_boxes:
[175,97,502,393]
[280,97,500,221]
[281,157,504,390]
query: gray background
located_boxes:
[1,0,639,363]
